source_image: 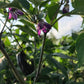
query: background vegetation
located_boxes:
[0,0,84,84]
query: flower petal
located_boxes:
[44,22,51,29]
[42,27,47,33]
[8,13,12,19]
[37,29,41,36]
[9,8,12,11]
[16,9,24,15]
[12,12,17,20]
[37,21,51,36]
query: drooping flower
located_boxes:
[8,8,24,20]
[37,20,51,37]
[62,4,69,14]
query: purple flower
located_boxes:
[37,21,51,37]
[62,4,69,14]
[8,8,24,20]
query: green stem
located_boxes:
[0,19,23,50]
[0,16,8,41]
[33,33,46,84]
[0,44,26,84]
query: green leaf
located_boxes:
[46,15,58,30]
[72,0,84,14]
[7,0,22,10]
[46,55,68,77]
[37,13,44,20]
[68,42,76,53]
[15,29,19,34]
[51,0,59,2]
[0,1,8,8]
[15,25,37,37]
[9,0,20,8]
[39,0,50,8]
[36,83,46,84]
[19,19,36,31]
[3,37,11,46]
[72,33,78,40]
[18,0,30,10]
[46,3,59,30]
[0,52,3,57]
[76,33,84,66]
[41,67,54,75]
[29,0,41,6]
[47,3,59,20]
[69,82,84,84]
[51,53,77,60]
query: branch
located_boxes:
[9,28,22,49]
[0,16,8,41]
[33,33,46,84]
[0,43,26,84]
[0,19,23,49]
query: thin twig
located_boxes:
[0,16,8,41]
[9,27,22,49]
[0,19,22,49]
[33,33,46,84]
[10,20,23,49]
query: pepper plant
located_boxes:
[0,0,84,84]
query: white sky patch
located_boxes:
[49,15,83,39]
[0,14,4,32]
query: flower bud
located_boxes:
[37,20,51,37]
[62,4,69,14]
[8,8,24,20]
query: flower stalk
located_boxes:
[34,33,46,84]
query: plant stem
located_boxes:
[0,16,8,41]
[0,44,26,84]
[33,33,46,84]
[0,19,23,49]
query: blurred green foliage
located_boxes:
[0,0,84,84]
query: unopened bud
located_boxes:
[62,3,69,14]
